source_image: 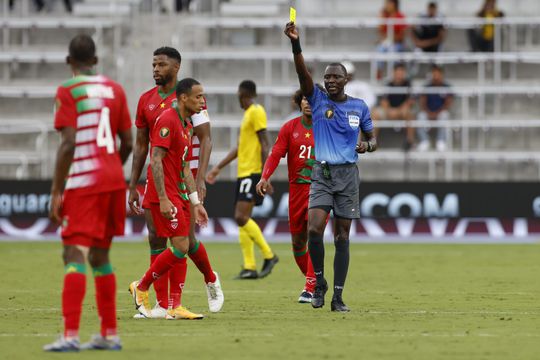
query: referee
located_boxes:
[284,22,378,312]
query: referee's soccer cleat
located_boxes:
[133,303,167,319]
[43,335,80,352]
[129,280,151,318]
[259,255,279,278]
[80,334,122,351]
[234,268,258,280]
[166,306,204,320]
[311,278,328,308]
[331,295,350,313]
[298,290,313,303]
[206,271,224,312]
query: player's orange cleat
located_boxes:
[165,306,204,320]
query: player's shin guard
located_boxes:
[139,248,186,291]
[150,248,169,308]
[62,263,87,339]
[188,240,216,283]
[333,238,350,298]
[168,258,187,309]
[92,264,117,337]
[308,230,325,283]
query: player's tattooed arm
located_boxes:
[356,131,378,153]
[193,122,212,201]
[150,146,168,200]
[257,129,270,166]
[284,22,314,97]
[182,160,198,195]
[49,126,76,223]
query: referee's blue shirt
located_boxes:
[307,85,374,165]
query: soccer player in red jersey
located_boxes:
[44,35,133,352]
[128,47,223,317]
[130,78,209,320]
[256,90,317,303]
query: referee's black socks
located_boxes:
[333,238,350,298]
[308,230,325,283]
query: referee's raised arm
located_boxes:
[284,22,314,97]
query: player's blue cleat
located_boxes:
[43,336,80,352]
[80,334,122,351]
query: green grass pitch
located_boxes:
[1,241,539,359]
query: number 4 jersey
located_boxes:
[54,75,132,195]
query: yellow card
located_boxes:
[289,7,296,23]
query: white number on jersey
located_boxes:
[299,145,312,159]
[96,107,115,154]
[239,178,252,194]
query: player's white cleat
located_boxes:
[133,303,167,319]
[80,334,122,351]
[205,271,224,313]
[43,335,80,352]
[129,281,151,318]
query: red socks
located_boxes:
[93,264,117,337]
[150,251,169,308]
[139,248,185,292]
[168,258,187,309]
[62,264,86,339]
[189,241,216,283]
[293,247,316,293]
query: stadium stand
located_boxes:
[1,0,540,181]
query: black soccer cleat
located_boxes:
[331,295,350,313]
[311,278,328,308]
[259,255,279,278]
[234,269,258,280]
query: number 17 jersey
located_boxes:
[54,75,132,195]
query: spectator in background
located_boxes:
[176,0,192,12]
[376,0,408,79]
[372,63,415,149]
[417,65,453,152]
[342,61,376,109]
[412,1,446,52]
[468,0,504,52]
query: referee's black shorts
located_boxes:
[309,162,360,219]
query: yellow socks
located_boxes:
[241,219,274,260]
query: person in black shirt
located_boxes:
[412,2,446,53]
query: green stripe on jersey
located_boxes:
[70,85,89,99]
[299,168,312,177]
[305,158,317,167]
[65,262,86,274]
[92,263,114,277]
[180,193,189,201]
[76,98,103,113]
[296,178,311,184]
[62,75,98,88]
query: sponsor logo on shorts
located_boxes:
[171,220,178,229]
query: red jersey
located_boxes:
[54,75,132,195]
[146,108,191,204]
[380,11,407,41]
[262,116,315,184]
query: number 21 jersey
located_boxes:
[54,75,132,195]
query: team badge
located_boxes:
[293,132,299,139]
[347,112,360,129]
[325,108,334,119]
[159,127,170,138]
[149,104,155,111]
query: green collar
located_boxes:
[301,117,312,129]
[158,86,176,100]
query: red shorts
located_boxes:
[61,189,126,249]
[150,197,190,238]
[288,183,310,234]
[142,169,197,210]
